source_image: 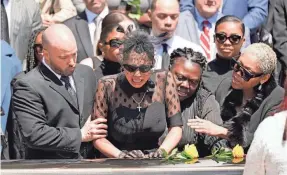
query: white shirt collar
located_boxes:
[42,58,62,80]
[85,5,109,23]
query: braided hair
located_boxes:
[26,27,47,72]
[169,47,208,115]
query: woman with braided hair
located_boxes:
[168,47,225,157]
[188,43,285,152]
[26,27,47,72]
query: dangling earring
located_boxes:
[258,84,263,91]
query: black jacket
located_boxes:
[11,64,97,159]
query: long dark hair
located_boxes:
[26,27,47,72]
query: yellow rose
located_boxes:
[184,144,199,158]
[232,144,244,158]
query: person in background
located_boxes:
[148,0,204,70]
[26,27,47,72]
[93,31,182,158]
[176,0,250,62]
[11,24,106,159]
[80,24,126,79]
[39,0,77,26]
[169,47,225,157]
[71,0,86,14]
[1,40,22,159]
[188,43,284,152]
[202,15,246,93]
[2,0,42,70]
[243,111,287,175]
[64,0,109,63]
[179,0,268,34]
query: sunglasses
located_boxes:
[104,39,124,48]
[175,73,199,86]
[231,58,263,81]
[215,33,242,45]
[123,64,153,73]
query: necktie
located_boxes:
[161,43,170,70]
[60,76,78,108]
[93,16,102,56]
[200,20,210,61]
[1,0,10,43]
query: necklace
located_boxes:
[131,91,147,112]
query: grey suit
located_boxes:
[175,10,251,57]
[64,11,94,63]
[11,64,97,159]
[9,0,42,68]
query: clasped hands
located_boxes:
[118,149,164,159]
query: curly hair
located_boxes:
[169,47,207,70]
[243,43,277,75]
[26,27,47,72]
[122,30,154,63]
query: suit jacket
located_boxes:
[272,0,287,69]
[175,10,251,60]
[64,11,94,63]
[180,0,268,32]
[11,64,97,159]
[0,41,21,155]
[40,0,77,23]
[9,0,42,68]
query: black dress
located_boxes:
[93,71,183,151]
[202,55,234,93]
[91,57,122,80]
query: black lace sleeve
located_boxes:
[93,79,109,120]
[164,71,182,127]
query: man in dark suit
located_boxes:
[11,24,107,159]
[272,0,287,87]
[64,0,108,63]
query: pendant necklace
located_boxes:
[131,91,147,112]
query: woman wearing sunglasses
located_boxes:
[188,43,285,151]
[92,31,183,158]
[80,23,126,79]
[26,27,47,72]
[168,47,226,157]
[203,15,247,93]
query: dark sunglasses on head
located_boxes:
[123,64,153,73]
[215,33,242,45]
[231,58,264,81]
[104,39,124,48]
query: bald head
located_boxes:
[42,24,77,51]
[42,24,78,76]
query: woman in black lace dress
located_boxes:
[188,43,285,151]
[92,31,183,158]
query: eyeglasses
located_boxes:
[215,33,242,45]
[175,73,199,86]
[104,39,124,48]
[123,64,153,73]
[231,58,263,81]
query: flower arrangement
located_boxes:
[162,144,245,164]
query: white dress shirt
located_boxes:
[85,6,109,48]
[153,35,205,70]
[42,59,76,92]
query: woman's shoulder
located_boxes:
[98,73,119,84]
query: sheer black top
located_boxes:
[93,71,183,151]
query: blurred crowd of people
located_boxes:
[1,0,287,174]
